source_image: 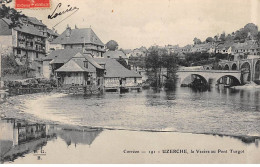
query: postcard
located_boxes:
[0,0,260,164]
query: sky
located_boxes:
[6,0,260,49]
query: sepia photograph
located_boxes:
[0,0,260,164]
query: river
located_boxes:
[22,87,260,137]
[1,87,260,163]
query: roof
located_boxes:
[47,28,59,37]
[103,50,128,59]
[94,58,142,78]
[2,18,45,37]
[44,48,84,62]
[51,28,104,46]
[47,49,104,70]
[27,17,46,27]
[55,59,93,72]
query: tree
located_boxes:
[225,34,233,42]
[219,32,226,42]
[162,53,178,90]
[116,57,130,69]
[206,37,214,43]
[257,31,260,47]
[106,40,119,51]
[0,5,26,28]
[145,47,164,87]
[243,23,258,39]
[214,35,219,41]
[193,37,202,45]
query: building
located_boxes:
[55,52,105,91]
[46,28,59,53]
[0,17,57,78]
[43,48,85,79]
[128,47,147,58]
[44,49,142,91]
[122,49,132,58]
[94,58,142,91]
[103,50,129,64]
[49,25,105,57]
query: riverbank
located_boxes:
[0,92,61,125]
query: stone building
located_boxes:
[49,25,105,57]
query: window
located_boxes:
[134,78,137,83]
[84,61,88,68]
[17,49,21,54]
[36,52,39,58]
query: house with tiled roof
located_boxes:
[216,43,233,54]
[50,25,105,57]
[0,17,48,78]
[55,53,105,88]
[103,50,129,64]
[94,58,142,90]
[43,48,84,78]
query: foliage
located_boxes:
[106,40,119,51]
[219,32,226,41]
[145,47,178,89]
[0,5,26,28]
[1,53,32,77]
[116,57,130,69]
[128,56,146,69]
[257,31,260,46]
[206,37,214,43]
[193,37,202,45]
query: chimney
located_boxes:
[66,24,71,37]
[75,24,78,29]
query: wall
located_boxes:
[63,73,85,85]
[104,78,119,88]
[48,43,63,51]
[43,60,52,79]
[0,36,12,47]
[125,77,142,87]
[0,19,12,35]
[12,29,17,47]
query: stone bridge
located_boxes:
[176,70,241,86]
[218,57,260,83]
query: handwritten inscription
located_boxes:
[48,3,79,19]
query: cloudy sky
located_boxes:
[8,0,260,49]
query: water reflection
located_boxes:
[0,118,102,163]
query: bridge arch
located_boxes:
[180,74,208,86]
[223,64,230,70]
[255,60,260,81]
[218,65,222,70]
[231,63,238,70]
[241,62,251,83]
[216,75,241,85]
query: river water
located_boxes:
[23,87,260,137]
